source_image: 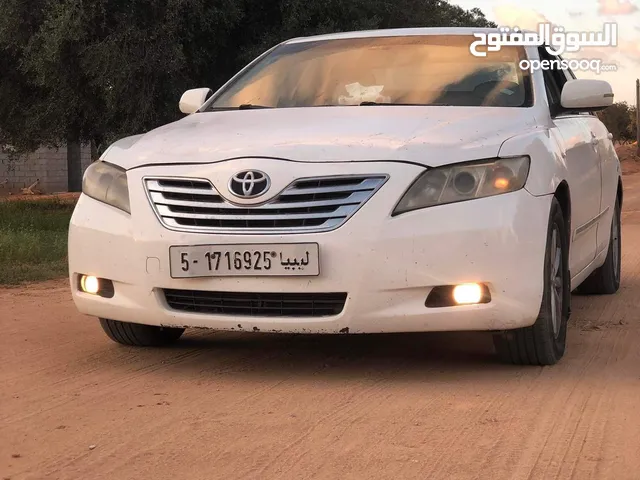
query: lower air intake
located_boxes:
[163,289,348,317]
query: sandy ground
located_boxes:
[617,143,640,175]
[3,177,640,480]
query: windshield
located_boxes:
[207,35,533,110]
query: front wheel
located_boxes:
[493,198,570,366]
[99,318,185,347]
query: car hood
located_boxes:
[104,106,539,170]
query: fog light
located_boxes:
[453,283,483,305]
[78,275,115,298]
[425,284,491,308]
[80,275,100,294]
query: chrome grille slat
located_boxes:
[162,216,347,231]
[150,190,370,210]
[280,178,382,195]
[144,174,388,234]
[146,180,220,196]
[156,204,352,221]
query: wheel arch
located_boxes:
[617,176,623,208]
[554,181,571,241]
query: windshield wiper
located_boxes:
[359,101,453,106]
[238,103,272,110]
[208,104,273,111]
[359,101,390,106]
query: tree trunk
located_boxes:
[90,138,99,162]
[67,138,82,192]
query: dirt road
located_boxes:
[3,177,640,480]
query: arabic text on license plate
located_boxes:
[169,243,320,278]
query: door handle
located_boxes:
[591,137,599,146]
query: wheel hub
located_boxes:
[550,226,563,338]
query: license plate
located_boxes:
[169,243,320,278]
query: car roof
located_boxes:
[285,27,525,44]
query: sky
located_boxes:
[453,0,640,104]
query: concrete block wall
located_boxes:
[0,145,92,193]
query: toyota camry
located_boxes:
[69,28,622,365]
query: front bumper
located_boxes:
[69,160,552,334]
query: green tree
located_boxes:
[230,1,495,68]
[0,0,495,191]
[1,0,242,189]
[597,101,636,144]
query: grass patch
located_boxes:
[0,199,75,285]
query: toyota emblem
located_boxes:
[228,170,271,198]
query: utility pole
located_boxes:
[637,79,640,155]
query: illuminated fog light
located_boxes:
[78,275,115,298]
[80,275,100,294]
[425,284,490,308]
[453,283,483,305]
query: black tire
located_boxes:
[575,199,621,295]
[493,198,570,366]
[99,318,185,347]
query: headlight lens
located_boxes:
[82,161,131,213]
[393,156,530,216]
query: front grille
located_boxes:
[144,174,387,234]
[163,289,348,317]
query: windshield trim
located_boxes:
[203,36,535,112]
[199,43,282,113]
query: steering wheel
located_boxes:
[473,80,521,106]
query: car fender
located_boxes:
[100,134,145,167]
[498,127,568,197]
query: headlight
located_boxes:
[82,161,131,213]
[392,156,530,216]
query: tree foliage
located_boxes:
[0,0,496,186]
[0,0,244,152]
[597,101,638,144]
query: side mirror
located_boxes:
[560,79,614,112]
[179,88,212,114]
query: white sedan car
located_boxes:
[69,28,622,365]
